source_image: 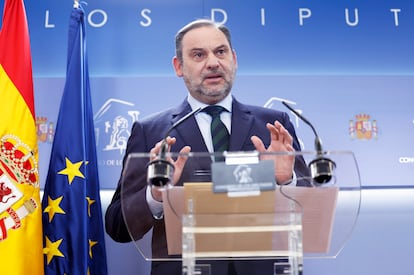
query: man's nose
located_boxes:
[206,54,220,69]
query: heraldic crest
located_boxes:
[0,134,39,241]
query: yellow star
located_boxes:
[89,239,98,258]
[86,197,96,217]
[43,236,65,264]
[58,157,85,184]
[43,196,66,222]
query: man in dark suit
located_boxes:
[105,19,310,275]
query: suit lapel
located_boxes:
[229,99,255,151]
[170,101,208,152]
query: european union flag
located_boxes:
[41,6,108,275]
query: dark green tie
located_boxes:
[203,105,230,153]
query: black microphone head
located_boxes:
[308,157,336,185]
[147,158,175,187]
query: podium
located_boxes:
[120,151,361,275]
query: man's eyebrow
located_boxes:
[189,44,229,52]
[190,47,204,52]
[215,44,229,50]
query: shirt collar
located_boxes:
[187,93,233,113]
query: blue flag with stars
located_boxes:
[41,6,108,275]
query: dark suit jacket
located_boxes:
[105,97,310,274]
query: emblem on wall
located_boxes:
[36,116,55,143]
[349,113,378,140]
[94,98,140,155]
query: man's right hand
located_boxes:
[149,136,191,202]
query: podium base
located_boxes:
[182,260,303,275]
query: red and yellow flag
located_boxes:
[0,0,44,274]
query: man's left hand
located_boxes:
[251,120,295,184]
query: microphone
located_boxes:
[147,107,202,187]
[282,101,336,185]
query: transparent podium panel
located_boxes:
[180,188,304,275]
[120,151,361,273]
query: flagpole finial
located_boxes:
[74,0,79,8]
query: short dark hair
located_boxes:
[175,19,233,63]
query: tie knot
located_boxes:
[203,105,227,118]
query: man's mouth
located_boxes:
[204,74,223,81]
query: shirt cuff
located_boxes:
[290,170,298,186]
[146,185,164,219]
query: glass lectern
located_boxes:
[120,151,361,275]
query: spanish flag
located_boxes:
[0,0,44,274]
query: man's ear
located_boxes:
[232,49,238,70]
[172,56,183,77]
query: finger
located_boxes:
[172,146,191,185]
[150,137,177,161]
[165,136,177,148]
[282,129,293,146]
[251,136,266,152]
[285,143,294,152]
[175,146,191,168]
[150,140,164,159]
[274,121,292,144]
[266,123,279,141]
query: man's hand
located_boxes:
[251,121,295,184]
[149,136,191,201]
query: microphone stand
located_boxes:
[282,101,336,185]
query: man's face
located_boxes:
[173,26,238,105]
